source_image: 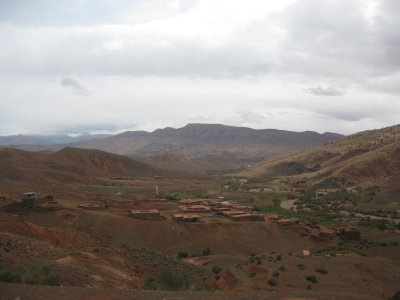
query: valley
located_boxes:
[0,124,399,300]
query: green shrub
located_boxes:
[315,266,328,274]
[391,291,400,300]
[305,275,318,283]
[272,271,279,277]
[177,251,188,259]
[267,278,277,286]
[202,247,212,256]
[296,264,305,270]
[279,266,286,271]
[142,272,190,291]
[212,266,223,275]
[165,195,181,201]
[0,264,59,286]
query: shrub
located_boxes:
[0,264,59,286]
[212,266,223,275]
[202,247,212,256]
[391,291,400,300]
[165,195,181,201]
[296,264,305,270]
[315,266,328,274]
[177,251,188,259]
[305,275,318,283]
[279,266,287,271]
[142,272,190,291]
[267,279,277,286]
[272,271,280,277]
[249,272,256,278]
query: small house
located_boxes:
[129,209,165,220]
[173,213,200,223]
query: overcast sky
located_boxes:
[0,0,399,136]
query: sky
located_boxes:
[0,0,399,136]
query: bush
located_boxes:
[0,264,59,286]
[267,278,277,286]
[305,275,318,283]
[165,195,181,201]
[272,271,280,277]
[296,264,305,270]
[142,272,190,291]
[202,247,212,256]
[212,266,223,275]
[249,272,256,278]
[391,291,400,300]
[177,251,188,259]
[315,266,328,274]
[279,266,287,271]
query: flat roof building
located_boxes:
[129,209,165,220]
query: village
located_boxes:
[1,190,362,251]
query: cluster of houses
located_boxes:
[267,214,361,242]
[125,198,265,223]
[175,198,265,222]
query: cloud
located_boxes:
[0,0,400,136]
[60,77,87,95]
[304,86,343,96]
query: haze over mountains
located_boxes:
[243,124,400,190]
[0,133,112,146]
[4,124,344,162]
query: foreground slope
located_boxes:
[243,124,400,189]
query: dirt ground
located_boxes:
[0,282,381,300]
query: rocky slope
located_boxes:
[242,124,400,189]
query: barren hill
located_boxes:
[11,124,343,162]
[0,147,170,184]
[243,124,400,189]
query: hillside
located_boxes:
[242,124,400,189]
[0,147,170,185]
[12,124,343,162]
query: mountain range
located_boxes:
[5,124,344,163]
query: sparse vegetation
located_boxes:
[315,266,328,274]
[177,251,188,259]
[267,278,277,286]
[0,264,59,286]
[305,275,318,283]
[212,266,223,275]
[297,264,305,270]
[202,247,212,256]
[142,272,190,291]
